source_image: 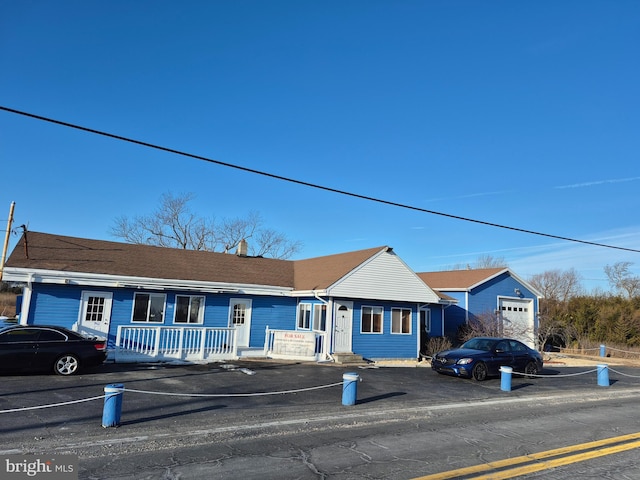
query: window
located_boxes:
[313,304,327,331]
[174,295,204,324]
[132,293,166,323]
[298,303,311,329]
[84,296,105,322]
[361,306,383,333]
[38,330,67,341]
[232,303,247,326]
[0,329,40,343]
[392,308,412,334]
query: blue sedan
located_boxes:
[431,337,543,381]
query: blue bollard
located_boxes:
[597,364,609,387]
[102,383,124,427]
[342,372,359,406]
[600,344,606,357]
[499,366,513,392]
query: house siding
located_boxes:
[24,283,298,350]
[425,305,445,337]
[468,273,538,319]
[330,251,439,303]
[27,284,82,328]
[351,300,419,360]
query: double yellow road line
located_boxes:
[414,431,640,479]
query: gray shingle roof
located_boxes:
[416,268,506,290]
[5,232,389,291]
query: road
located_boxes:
[1,360,640,479]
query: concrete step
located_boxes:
[333,353,365,364]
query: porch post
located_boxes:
[153,327,161,356]
[263,325,270,356]
[199,328,207,360]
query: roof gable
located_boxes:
[417,267,542,297]
[327,248,442,303]
[292,246,387,291]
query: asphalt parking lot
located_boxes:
[2,358,640,457]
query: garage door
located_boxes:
[499,298,534,347]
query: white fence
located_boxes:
[114,325,237,362]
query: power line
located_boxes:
[1,105,639,254]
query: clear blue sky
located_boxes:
[1,1,639,292]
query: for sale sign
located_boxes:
[272,331,316,358]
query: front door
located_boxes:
[78,291,113,339]
[333,301,353,353]
[229,299,252,348]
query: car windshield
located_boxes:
[461,338,495,351]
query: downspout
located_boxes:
[416,303,421,359]
[465,291,470,324]
[19,273,34,325]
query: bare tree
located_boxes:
[451,254,508,270]
[604,262,640,298]
[474,254,508,269]
[110,192,302,259]
[529,268,582,303]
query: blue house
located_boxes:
[417,268,541,348]
[3,231,448,363]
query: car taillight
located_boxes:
[94,342,106,351]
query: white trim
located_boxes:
[131,292,167,324]
[360,305,384,334]
[390,307,412,335]
[172,294,206,325]
[228,298,252,348]
[2,267,292,296]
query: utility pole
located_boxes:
[0,201,15,279]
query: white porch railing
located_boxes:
[114,325,238,363]
[264,327,328,361]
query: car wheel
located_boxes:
[54,354,80,376]
[524,361,539,378]
[472,362,488,381]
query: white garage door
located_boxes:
[499,298,535,348]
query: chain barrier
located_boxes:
[510,368,599,379]
[608,367,640,379]
[0,381,344,415]
[123,382,343,398]
[606,346,640,356]
[0,394,107,414]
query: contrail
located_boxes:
[556,177,640,189]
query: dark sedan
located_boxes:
[0,325,107,375]
[431,337,543,381]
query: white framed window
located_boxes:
[298,303,311,329]
[361,306,383,334]
[313,304,327,331]
[174,295,205,324]
[132,293,166,323]
[391,308,412,334]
